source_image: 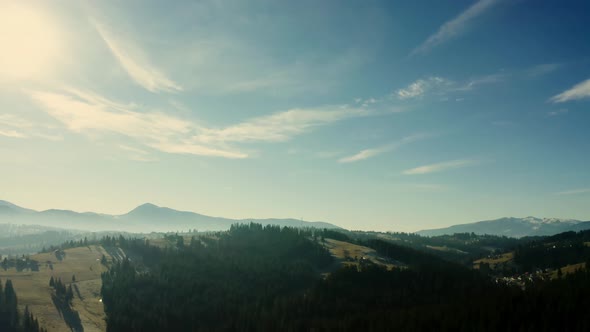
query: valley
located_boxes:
[3,222,590,331]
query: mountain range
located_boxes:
[0,200,340,233]
[3,199,588,237]
[417,216,590,238]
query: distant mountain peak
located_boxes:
[0,200,342,232]
[0,200,36,214]
[0,200,22,208]
[418,216,588,238]
[137,202,160,209]
[127,203,162,214]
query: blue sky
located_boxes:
[1,0,589,231]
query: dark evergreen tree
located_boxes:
[23,306,30,331]
[98,224,590,331]
[4,279,18,328]
[66,285,74,304]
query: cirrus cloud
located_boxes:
[396,77,450,100]
[339,134,431,163]
[411,0,501,55]
[28,88,370,159]
[403,159,479,175]
[91,19,183,94]
[550,78,590,103]
[555,188,590,196]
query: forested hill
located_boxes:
[98,224,590,331]
[514,230,590,271]
[100,224,334,330]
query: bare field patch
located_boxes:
[473,252,514,269]
[324,239,398,270]
[0,245,111,332]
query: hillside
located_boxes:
[0,245,113,332]
[3,225,590,331]
[99,225,590,331]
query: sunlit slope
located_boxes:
[324,239,401,270]
[0,245,112,332]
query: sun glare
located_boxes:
[0,3,62,81]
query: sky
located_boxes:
[1,0,589,231]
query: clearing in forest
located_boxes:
[324,239,398,270]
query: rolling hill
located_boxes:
[0,200,341,233]
[417,216,590,238]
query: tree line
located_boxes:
[98,223,590,331]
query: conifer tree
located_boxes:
[66,285,74,304]
[4,279,19,327]
[24,305,30,331]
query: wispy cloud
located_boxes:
[396,77,450,100]
[526,63,562,78]
[0,129,26,138]
[0,114,34,130]
[339,134,430,163]
[199,106,368,144]
[550,78,590,103]
[396,73,504,100]
[29,88,245,158]
[547,109,568,117]
[454,73,507,91]
[91,19,182,93]
[0,114,62,140]
[118,144,158,162]
[403,159,479,175]
[0,114,29,138]
[338,145,393,163]
[28,88,369,159]
[411,0,500,55]
[555,188,590,196]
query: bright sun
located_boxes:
[0,3,62,81]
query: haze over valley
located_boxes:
[0,200,339,233]
[1,0,590,331]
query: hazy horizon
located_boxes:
[2,197,588,233]
[1,0,589,232]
